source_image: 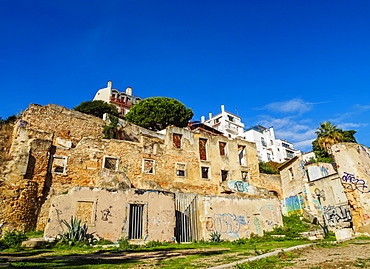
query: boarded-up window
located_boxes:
[238,145,247,166]
[103,156,119,170]
[76,201,94,224]
[201,167,209,179]
[219,142,226,156]
[173,134,182,148]
[221,170,228,181]
[199,139,207,160]
[51,155,68,174]
[176,163,186,177]
[143,159,155,174]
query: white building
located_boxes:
[202,105,301,163]
[93,81,141,116]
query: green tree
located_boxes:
[74,100,119,118]
[312,121,357,161]
[125,97,193,131]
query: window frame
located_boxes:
[103,156,119,171]
[142,158,156,175]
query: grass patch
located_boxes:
[9,258,143,268]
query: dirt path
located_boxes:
[284,240,370,269]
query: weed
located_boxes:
[25,230,44,238]
[1,230,27,249]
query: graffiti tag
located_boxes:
[323,205,351,226]
[212,213,246,235]
[341,172,370,193]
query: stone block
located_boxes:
[335,228,354,242]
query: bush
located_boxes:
[57,216,93,246]
[1,230,27,248]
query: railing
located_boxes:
[110,97,134,106]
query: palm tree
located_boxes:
[315,121,343,154]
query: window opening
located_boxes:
[51,155,68,174]
[221,170,228,181]
[219,142,227,156]
[238,145,247,166]
[103,156,119,170]
[227,115,234,122]
[201,167,209,179]
[199,138,207,160]
[143,159,155,174]
[128,204,143,239]
[288,168,294,180]
[241,171,248,181]
[173,133,182,148]
[176,163,186,177]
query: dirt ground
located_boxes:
[1,240,370,268]
[284,240,370,269]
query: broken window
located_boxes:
[219,142,227,156]
[221,170,229,181]
[103,156,119,170]
[50,155,68,174]
[176,163,186,177]
[201,167,209,179]
[238,145,247,166]
[199,138,207,160]
[173,133,182,148]
[128,204,144,239]
[241,171,248,181]
[143,159,155,174]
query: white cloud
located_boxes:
[262,98,327,115]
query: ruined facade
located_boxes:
[279,155,352,230]
[0,103,282,240]
[332,143,370,234]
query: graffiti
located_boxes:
[312,188,326,201]
[321,166,329,177]
[254,217,262,235]
[212,213,246,235]
[300,160,307,177]
[205,217,214,231]
[265,220,274,226]
[228,181,250,193]
[101,206,112,221]
[363,213,370,225]
[152,216,172,228]
[284,195,303,214]
[341,172,370,193]
[323,205,352,226]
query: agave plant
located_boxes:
[59,216,91,244]
[209,231,221,242]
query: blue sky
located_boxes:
[1,0,370,152]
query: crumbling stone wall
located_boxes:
[332,143,370,234]
[0,104,279,232]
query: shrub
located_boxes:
[57,216,93,246]
[210,231,221,243]
[1,230,27,248]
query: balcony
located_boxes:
[110,97,134,107]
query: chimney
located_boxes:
[201,116,205,123]
[107,81,112,90]
[221,104,225,112]
[209,112,212,119]
[126,87,132,96]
